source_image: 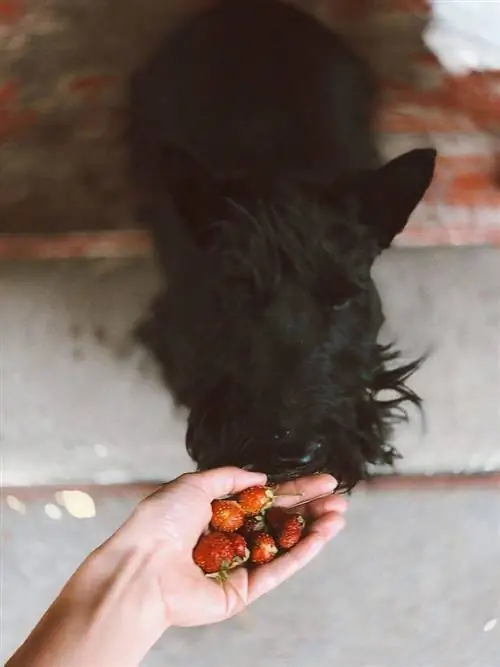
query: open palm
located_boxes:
[128,468,347,627]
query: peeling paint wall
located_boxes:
[0,0,499,241]
[425,0,500,74]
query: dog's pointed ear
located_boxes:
[352,148,437,250]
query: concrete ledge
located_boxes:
[0,231,152,260]
[0,227,499,261]
[1,247,499,486]
[3,472,499,504]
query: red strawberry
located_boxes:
[193,532,236,574]
[276,514,306,550]
[211,499,244,533]
[227,533,249,561]
[237,486,275,517]
[265,506,289,531]
[250,533,278,565]
[240,514,266,538]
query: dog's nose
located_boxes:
[279,440,326,466]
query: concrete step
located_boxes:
[1,247,499,487]
[2,484,499,666]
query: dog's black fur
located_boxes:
[129,0,437,490]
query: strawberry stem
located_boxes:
[273,490,305,498]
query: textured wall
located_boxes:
[0,0,499,242]
[0,0,211,233]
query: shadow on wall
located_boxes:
[0,0,499,236]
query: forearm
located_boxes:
[6,541,171,667]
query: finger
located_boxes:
[126,469,268,555]
[307,511,346,541]
[133,467,267,511]
[182,467,268,500]
[247,513,345,603]
[299,494,348,520]
[274,474,338,508]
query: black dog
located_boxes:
[129,0,436,490]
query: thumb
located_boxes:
[126,468,268,547]
[179,468,268,500]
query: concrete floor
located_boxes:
[2,486,499,666]
[1,247,500,486]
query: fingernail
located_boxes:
[327,477,338,493]
[308,537,324,558]
[338,498,348,512]
[329,517,346,538]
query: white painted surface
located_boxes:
[425,0,500,74]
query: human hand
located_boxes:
[117,467,347,627]
[6,468,346,667]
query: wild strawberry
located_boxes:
[276,514,306,550]
[210,499,244,532]
[193,532,236,575]
[237,485,275,516]
[240,514,266,538]
[265,506,289,531]
[227,533,249,562]
[250,533,278,565]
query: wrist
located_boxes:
[7,538,171,667]
[71,538,173,643]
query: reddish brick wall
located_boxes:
[0,0,499,254]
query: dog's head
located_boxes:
[143,146,436,490]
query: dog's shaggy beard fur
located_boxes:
[129,0,437,490]
[137,184,426,491]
